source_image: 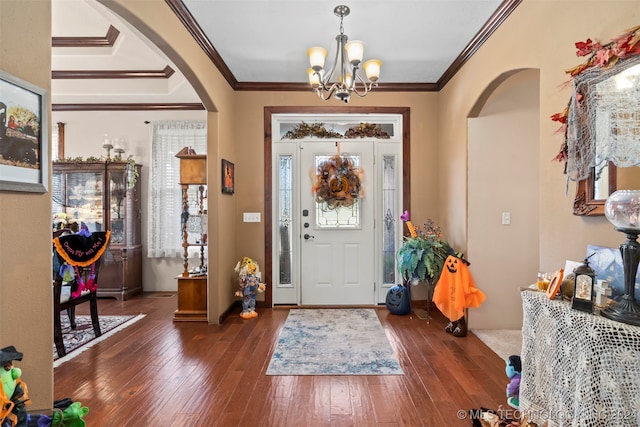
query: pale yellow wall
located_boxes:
[439,0,640,278]
[0,0,53,409]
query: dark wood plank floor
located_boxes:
[54,294,510,426]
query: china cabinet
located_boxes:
[173,147,208,322]
[52,161,143,300]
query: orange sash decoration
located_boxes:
[432,255,486,322]
[52,231,110,267]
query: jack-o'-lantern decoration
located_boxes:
[312,143,364,209]
[446,256,459,274]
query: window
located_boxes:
[147,120,206,257]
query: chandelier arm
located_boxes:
[349,72,370,97]
[348,64,360,90]
[321,36,344,88]
[337,34,350,93]
[316,83,339,101]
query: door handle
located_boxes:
[304,233,315,240]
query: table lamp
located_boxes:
[601,190,640,326]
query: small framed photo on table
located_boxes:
[221,159,234,194]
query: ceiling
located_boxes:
[51,0,520,107]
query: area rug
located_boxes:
[471,328,522,361]
[54,314,145,367]
[266,308,403,375]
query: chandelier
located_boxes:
[307,5,382,103]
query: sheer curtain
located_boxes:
[148,120,207,258]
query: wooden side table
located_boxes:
[173,275,207,322]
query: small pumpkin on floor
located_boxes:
[385,283,411,315]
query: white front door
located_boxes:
[270,113,405,307]
[300,141,375,305]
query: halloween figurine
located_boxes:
[234,257,267,319]
[432,251,485,337]
[0,346,29,427]
[506,355,522,409]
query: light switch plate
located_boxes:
[243,212,261,222]
[502,212,511,225]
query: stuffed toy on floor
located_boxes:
[506,355,522,409]
[0,346,29,427]
[52,399,89,427]
[234,257,266,319]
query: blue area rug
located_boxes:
[266,308,404,375]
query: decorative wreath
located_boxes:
[312,145,364,209]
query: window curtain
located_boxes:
[148,120,207,258]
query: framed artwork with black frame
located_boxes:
[0,70,48,193]
[222,159,234,194]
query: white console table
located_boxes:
[520,290,640,427]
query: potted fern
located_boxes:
[396,211,451,302]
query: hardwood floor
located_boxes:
[54,294,510,426]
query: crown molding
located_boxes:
[52,25,120,48]
[52,103,204,111]
[437,0,522,90]
[235,81,439,92]
[165,0,237,89]
[52,66,175,80]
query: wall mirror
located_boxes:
[570,57,640,216]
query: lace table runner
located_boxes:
[520,290,640,427]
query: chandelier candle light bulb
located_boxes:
[345,40,364,65]
[308,47,327,71]
[363,59,381,82]
[307,68,321,88]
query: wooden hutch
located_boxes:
[52,160,143,300]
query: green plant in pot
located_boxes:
[396,211,451,308]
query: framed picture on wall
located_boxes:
[222,159,234,194]
[0,70,48,193]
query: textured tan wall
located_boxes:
[439,0,640,275]
[467,69,540,329]
[0,0,53,409]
